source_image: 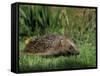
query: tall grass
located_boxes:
[19,4,96,72]
[19,5,96,43]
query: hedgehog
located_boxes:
[24,35,79,56]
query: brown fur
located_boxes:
[24,35,79,56]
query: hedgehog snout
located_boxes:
[67,49,79,55]
[75,51,79,55]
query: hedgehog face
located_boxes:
[61,38,79,55]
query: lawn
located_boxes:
[19,41,96,72]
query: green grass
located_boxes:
[19,41,96,72]
[18,5,96,72]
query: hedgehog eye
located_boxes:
[69,45,73,50]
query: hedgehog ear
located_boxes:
[64,33,69,38]
[64,34,68,37]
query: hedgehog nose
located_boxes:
[76,51,79,55]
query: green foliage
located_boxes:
[19,5,96,72]
[19,5,96,44]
